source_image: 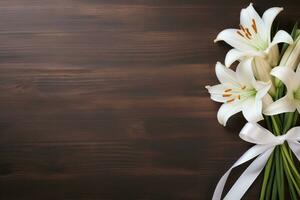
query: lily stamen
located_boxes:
[246,28,252,36]
[252,19,257,33]
[226,98,235,103]
[221,85,256,104]
[240,24,246,32]
[245,33,251,39]
[237,25,253,40]
[237,31,245,38]
[223,93,232,97]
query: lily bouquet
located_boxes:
[206,3,300,200]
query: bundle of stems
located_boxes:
[260,91,300,199]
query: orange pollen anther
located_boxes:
[237,31,244,37]
[245,28,252,36]
[245,34,251,39]
[237,95,241,100]
[239,24,246,32]
[226,99,235,103]
[241,86,246,90]
[252,19,257,33]
[225,89,232,92]
[223,94,232,97]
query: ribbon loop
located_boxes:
[212,122,300,200]
[239,123,278,145]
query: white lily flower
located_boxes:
[214,3,293,67]
[264,64,300,115]
[206,60,272,126]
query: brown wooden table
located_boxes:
[0,0,299,199]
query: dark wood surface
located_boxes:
[0,0,299,199]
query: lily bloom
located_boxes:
[206,60,272,126]
[214,3,293,67]
[264,65,300,115]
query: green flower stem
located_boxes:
[264,115,273,131]
[260,152,274,200]
[269,114,284,199]
[271,176,278,200]
[278,152,285,199]
[283,150,298,200]
[281,148,300,196]
[283,112,295,158]
[275,147,284,200]
[266,160,276,200]
[292,111,299,126]
[283,112,295,133]
[285,169,298,200]
[281,145,300,184]
[271,116,282,136]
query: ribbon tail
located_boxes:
[212,168,232,200]
[223,148,274,200]
[212,144,273,200]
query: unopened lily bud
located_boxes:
[252,57,276,96]
[280,29,300,70]
[266,45,280,67]
[275,29,300,87]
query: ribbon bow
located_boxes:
[212,122,300,200]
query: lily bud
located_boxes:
[275,29,300,87]
[266,45,280,67]
[280,29,300,70]
[252,57,276,96]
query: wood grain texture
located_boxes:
[0,0,299,199]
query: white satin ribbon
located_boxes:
[212,122,300,200]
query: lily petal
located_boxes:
[215,62,238,85]
[262,7,283,40]
[240,3,267,41]
[242,97,263,123]
[214,29,256,51]
[225,49,248,67]
[262,94,273,108]
[205,84,227,103]
[264,95,296,115]
[236,59,256,86]
[217,101,243,126]
[270,30,293,48]
[255,81,272,101]
[271,66,297,91]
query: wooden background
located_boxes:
[0,0,299,199]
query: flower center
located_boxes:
[223,85,256,103]
[237,20,257,40]
[236,19,268,51]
